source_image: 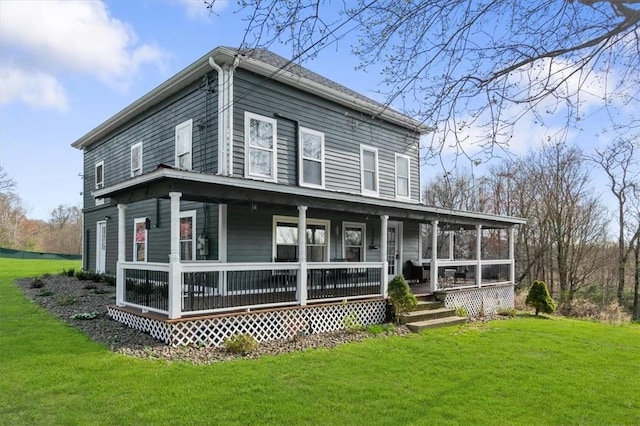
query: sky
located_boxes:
[0,0,628,221]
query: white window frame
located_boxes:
[299,127,325,189]
[272,215,330,262]
[94,160,104,206]
[133,218,148,262]
[179,210,196,261]
[130,141,143,177]
[245,112,277,182]
[342,222,366,262]
[395,153,411,200]
[175,119,193,170]
[360,145,379,197]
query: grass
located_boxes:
[1,258,639,425]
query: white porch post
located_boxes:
[168,192,183,319]
[509,226,516,284]
[218,204,228,296]
[297,206,308,306]
[430,220,438,292]
[116,204,127,307]
[476,224,483,287]
[380,215,389,297]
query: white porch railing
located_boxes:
[117,260,385,318]
[420,259,512,291]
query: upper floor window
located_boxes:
[133,218,148,262]
[343,222,365,262]
[180,210,196,261]
[395,154,411,199]
[131,142,143,177]
[175,119,193,170]
[299,127,324,188]
[245,112,277,182]
[95,160,104,206]
[360,145,379,196]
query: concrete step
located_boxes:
[406,316,468,332]
[399,307,456,324]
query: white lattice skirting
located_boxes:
[108,299,386,347]
[444,284,514,316]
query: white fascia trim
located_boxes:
[93,168,527,226]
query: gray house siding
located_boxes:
[83,200,219,273]
[231,69,421,200]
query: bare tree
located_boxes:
[40,204,82,255]
[589,138,640,305]
[215,0,640,161]
[0,166,16,195]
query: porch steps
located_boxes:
[401,295,467,332]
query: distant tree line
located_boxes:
[424,139,640,320]
[0,167,81,255]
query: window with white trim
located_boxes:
[245,112,277,181]
[299,127,324,188]
[360,145,379,196]
[133,218,148,262]
[175,119,193,170]
[273,216,329,262]
[131,142,143,177]
[343,222,365,262]
[95,160,104,206]
[180,210,196,261]
[395,153,411,199]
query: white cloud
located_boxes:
[175,0,228,20]
[0,66,68,111]
[0,0,166,108]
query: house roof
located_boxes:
[71,46,430,150]
[93,167,527,229]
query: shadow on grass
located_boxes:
[515,312,552,320]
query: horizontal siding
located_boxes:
[83,201,219,272]
[231,69,421,200]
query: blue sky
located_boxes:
[0,0,623,221]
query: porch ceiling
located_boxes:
[94,167,526,229]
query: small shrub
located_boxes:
[62,268,76,277]
[455,306,468,317]
[223,333,258,355]
[343,310,363,333]
[56,296,77,306]
[37,290,54,297]
[387,275,417,324]
[75,270,89,280]
[496,307,517,317]
[83,283,98,290]
[90,272,104,283]
[41,273,51,279]
[103,275,116,286]
[30,278,44,289]
[525,280,556,316]
[71,311,100,320]
[365,323,397,336]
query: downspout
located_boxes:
[227,56,239,176]
[208,57,227,175]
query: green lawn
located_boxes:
[1,258,639,425]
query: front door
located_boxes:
[387,222,402,277]
[96,221,106,273]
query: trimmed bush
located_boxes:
[525,280,556,316]
[387,275,417,324]
[30,278,44,289]
[223,333,258,355]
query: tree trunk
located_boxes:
[633,238,639,321]
[618,213,626,306]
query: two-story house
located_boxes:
[72,47,525,346]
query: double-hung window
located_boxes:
[299,127,324,188]
[395,154,411,199]
[343,223,365,262]
[360,145,379,196]
[133,218,148,262]
[179,210,196,261]
[273,216,329,262]
[175,119,193,170]
[245,112,277,181]
[95,160,104,206]
[131,142,143,177]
